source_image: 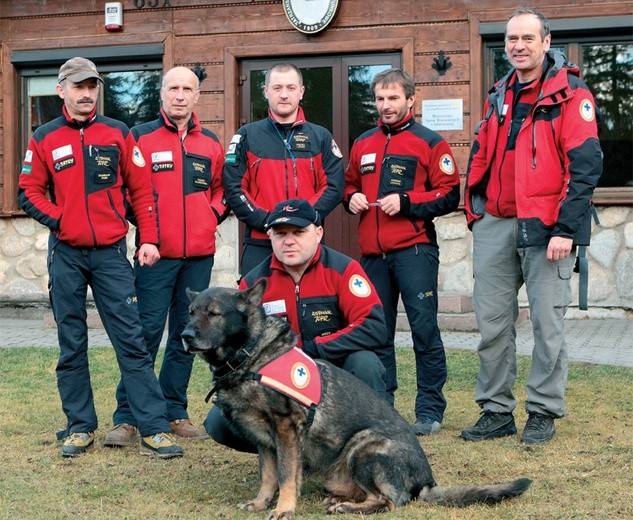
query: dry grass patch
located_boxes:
[0,346,631,519]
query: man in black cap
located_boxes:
[203,198,390,452]
[18,57,183,459]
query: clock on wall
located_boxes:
[282,0,340,34]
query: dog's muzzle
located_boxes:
[181,328,202,353]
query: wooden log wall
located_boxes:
[1,0,631,214]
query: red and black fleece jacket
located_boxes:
[344,112,460,256]
[239,244,389,365]
[464,50,603,247]
[18,106,158,248]
[131,109,228,258]
[223,107,344,242]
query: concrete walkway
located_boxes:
[1,315,631,368]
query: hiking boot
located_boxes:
[170,419,210,440]
[61,432,95,457]
[460,411,517,441]
[140,433,184,459]
[104,423,138,447]
[521,413,556,445]
[412,417,442,436]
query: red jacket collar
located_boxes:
[268,106,307,128]
[63,105,98,127]
[160,107,201,133]
[378,110,415,134]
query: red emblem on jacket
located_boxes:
[257,347,322,407]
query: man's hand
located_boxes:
[547,236,573,262]
[138,243,160,267]
[378,193,401,216]
[348,192,370,214]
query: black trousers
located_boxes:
[49,237,170,438]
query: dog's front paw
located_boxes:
[265,508,295,520]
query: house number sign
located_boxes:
[282,0,340,34]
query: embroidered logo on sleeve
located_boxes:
[133,146,146,167]
[579,99,595,123]
[331,138,343,158]
[349,274,371,298]
[225,134,242,164]
[439,153,455,175]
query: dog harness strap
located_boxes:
[255,347,322,407]
[204,385,218,403]
[306,404,317,428]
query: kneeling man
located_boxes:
[205,198,390,451]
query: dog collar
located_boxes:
[204,338,260,403]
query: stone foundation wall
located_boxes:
[1,206,631,311]
[435,206,633,312]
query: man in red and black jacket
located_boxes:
[345,69,460,437]
[105,67,229,447]
[204,198,389,452]
[223,62,344,275]
[18,57,183,459]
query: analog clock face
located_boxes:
[282,0,340,34]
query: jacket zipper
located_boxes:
[375,133,391,253]
[82,128,98,247]
[181,133,188,257]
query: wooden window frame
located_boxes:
[1,36,170,216]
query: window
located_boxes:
[481,17,633,203]
[5,45,163,213]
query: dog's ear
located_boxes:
[246,278,267,306]
[186,287,200,303]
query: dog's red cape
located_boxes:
[257,347,322,407]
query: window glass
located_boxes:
[103,71,162,129]
[25,70,161,138]
[583,43,633,188]
[348,64,392,150]
[28,77,62,133]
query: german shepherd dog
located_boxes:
[182,280,531,519]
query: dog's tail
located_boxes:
[419,477,532,507]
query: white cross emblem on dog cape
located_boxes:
[256,347,322,407]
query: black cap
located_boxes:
[265,199,321,229]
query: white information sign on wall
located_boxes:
[422,99,463,131]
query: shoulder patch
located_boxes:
[579,99,595,123]
[24,150,33,163]
[132,146,146,167]
[439,153,455,175]
[348,274,372,298]
[331,139,343,158]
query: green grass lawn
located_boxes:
[0,346,631,519]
